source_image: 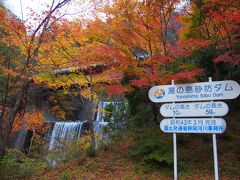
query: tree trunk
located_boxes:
[88,73,96,155]
[0,80,29,154]
[88,117,96,155]
[27,130,35,156]
[0,0,71,155]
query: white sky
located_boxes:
[4,0,186,23]
[6,0,54,20]
[4,0,97,22]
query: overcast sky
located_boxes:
[5,0,50,20]
[4,0,95,22]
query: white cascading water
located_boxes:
[49,121,84,150]
[93,121,109,145]
[48,101,120,150]
[94,102,111,145]
[95,101,121,122]
[95,102,110,122]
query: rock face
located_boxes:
[8,127,27,149]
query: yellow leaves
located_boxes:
[78,135,91,152]
[1,68,20,78]
[51,106,66,120]
[0,8,29,56]
[179,63,197,71]
[31,13,132,97]
[81,88,97,99]
[81,89,91,98]
[33,73,56,86]
[13,110,45,131]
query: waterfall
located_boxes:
[95,102,109,122]
[94,101,123,140]
[49,121,84,150]
[94,102,111,143]
[93,121,109,147]
[94,101,121,144]
[48,101,122,150]
[95,101,121,122]
[93,122,109,133]
[48,121,108,150]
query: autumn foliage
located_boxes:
[12,111,46,133]
[0,0,239,159]
[179,0,240,65]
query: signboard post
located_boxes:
[209,77,219,180]
[171,80,177,180]
[148,78,240,180]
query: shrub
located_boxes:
[126,90,173,166]
[46,135,91,166]
[0,149,47,179]
[0,151,19,179]
[59,170,74,180]
[104,102,128,142]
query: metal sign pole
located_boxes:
[149,79,240,179]
[213,134,219,180]
[209,77,219,180]
[172,80,177,180]
[173,133,177,180]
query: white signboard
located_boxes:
[160,118,226,134]
[149,80,240,103]
[160,101,229,117]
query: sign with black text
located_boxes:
[160,101,229,117]
[149,80,240,103]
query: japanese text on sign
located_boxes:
[160,101,229,117]
[149,80,240,103]
[160,118,226,134]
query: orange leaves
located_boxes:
[30,0,208,97]
[96,69,123,82]
[130,77,150,87]
[147,55,173,66]
[13,110,45,131]
[106,84,133,95]
[1,68,21,78]
[202,0,240,66]
[35,18,133,97]
[108,69,124,80]
[205,0,240,23]
[169,69,204,83]
[71,42,126,68]
[0,55,5,63]
[0,7,26,51]
[169,39,211,57]
[84,19,110,43]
